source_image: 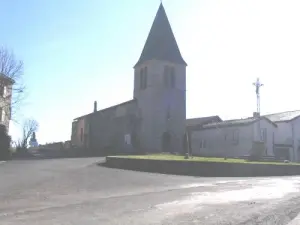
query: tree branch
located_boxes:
[0,46,25,121]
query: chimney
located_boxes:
[94,101,97,112]
[253,112,260,118]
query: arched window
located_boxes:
[164,65,175,88]
[140,67,147,90]
[139,68,144,89]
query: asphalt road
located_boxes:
[1,157,300,224]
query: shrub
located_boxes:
[0,125,11,160]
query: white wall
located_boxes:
[271,119,300,162]
[0,83,12,132]
[190,119,276,157]
[290,117,300,161]
[274,122,292,145]
[191,125,253,157]
[256,119,276,156]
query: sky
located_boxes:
[1,0,300,144]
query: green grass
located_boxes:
[110,154,300,165]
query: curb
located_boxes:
[105,156,300,177]
[0,161,6,164]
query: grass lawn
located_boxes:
[112,154,300,165]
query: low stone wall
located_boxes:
[105,157,300,177]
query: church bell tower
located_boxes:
[133,3,187,153]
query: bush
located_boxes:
[0,125,11,160]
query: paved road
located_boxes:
[1,158,300,224]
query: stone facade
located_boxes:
[72,100,139,153]
[133,60,186,153]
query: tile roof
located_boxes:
[74,99,137,121]
[264,110,300,122]
[202,118,258,129]
[134,3,187,68]
[186,116,222,127]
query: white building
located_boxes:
[0,74,13,133]
[189,115,277,158]
[265,110,300,162]
[188,110,300,162]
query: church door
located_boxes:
[162,132,171,152]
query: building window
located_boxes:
[140,67,147,90]
[0,85,4,97]
[80,128,83,142]
[139,68,143,89]
[164,65,175,88]
[200,140,207,149]
[0,85,7,97]
[232,129,239,145]
[3,86,7,97]
[260,128,267,142]
[164,66,169,87]
[0,108,5,122]
[170,67,175,88]
[124,134,131,145]
[8,106,11,120]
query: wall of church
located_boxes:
[88,100,138,153]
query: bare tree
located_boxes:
[19,119,39,150]
[0,46,25,121]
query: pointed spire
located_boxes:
[134,3,187,68]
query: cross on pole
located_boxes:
[253,78,263,114]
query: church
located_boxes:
[71,3,188,154]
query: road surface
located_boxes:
[1,157,300,224]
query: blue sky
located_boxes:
[1,0,300,144]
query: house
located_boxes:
[0,73,13,133]
[190,114,277,158]
[264,110,300,162]
[71,3,187,154]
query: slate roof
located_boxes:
[264,110,300,122]
[134,3,187,68]
[186,116,222,127]
[199,116,277,129]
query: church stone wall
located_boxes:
[88,100,138,153]
[134,60,186,153]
